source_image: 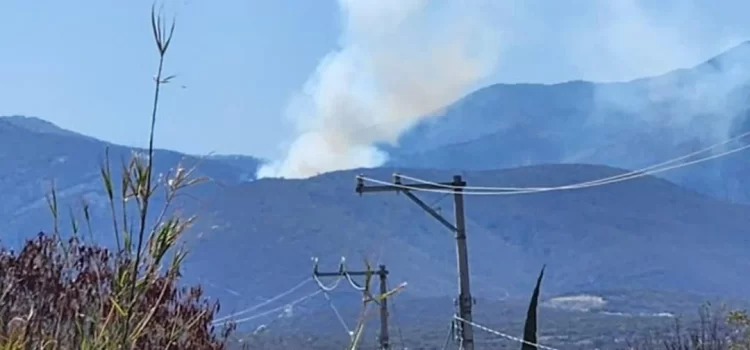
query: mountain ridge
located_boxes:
[387,41,750,204]
[4,41,750,308]
[180,164,750,308]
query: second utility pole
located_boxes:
[356,174,475,350]
[314,262,391,349]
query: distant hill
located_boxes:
[0,115,260,247]
[205,154,263,182]
[2,115,747,303]
[184,165,750,307]
[387,41,750,203]
[1,115,94,139]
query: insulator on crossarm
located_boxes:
[356,175,364,196]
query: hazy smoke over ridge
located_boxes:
[571,0,749,145]
[257,0,501,179]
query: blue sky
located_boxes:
[1,0,749,159]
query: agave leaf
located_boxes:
[522,265,545,350]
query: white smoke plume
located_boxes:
[257,0,501,179]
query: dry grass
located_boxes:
[622,304,750,350]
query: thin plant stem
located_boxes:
[122,4,175,346]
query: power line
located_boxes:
[357,140,750,196]
[313,274,344,292]
[321,290,352,336]
[212,277,312,323]
[398,130,750,192]
[213,289,323,326]
[453,316,560,350]
[345,270,368,291]
[441,322,455,350]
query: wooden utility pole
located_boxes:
[313,262,391,350]
[377,264,390,350]
[356,174,475,350]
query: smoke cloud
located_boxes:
[257,0,501,179]
[258,0,750,179]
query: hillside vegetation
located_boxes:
[184,164,750,310]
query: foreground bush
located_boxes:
[0,233,234,349]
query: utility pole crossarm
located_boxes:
[355,182,456,193]
[312,261,392,350]
[356,175,458,232]
[313,271,378,277]
[355,174,465,194]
